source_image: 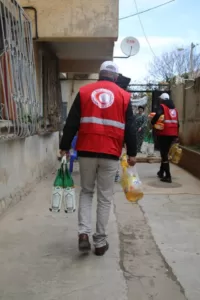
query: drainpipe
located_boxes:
[22,6,39,40]
[182,84,186,144]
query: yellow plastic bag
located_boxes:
[120,153,129,169]
[120,155,144,203]
[169,143,182,164]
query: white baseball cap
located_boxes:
[159,93,170,100]
[100,61,119,74]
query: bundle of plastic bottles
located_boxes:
[120,154,144,203]
[50,156,76,213]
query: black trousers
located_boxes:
[157,136,175,162]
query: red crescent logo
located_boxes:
[91,88,115,108]
[169,109,177,118]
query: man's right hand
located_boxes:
[59,150,69,158]
[127,156,137,166]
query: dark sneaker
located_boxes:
[160,176,172,183]
[95,242,109,256]
[79,234,91,253]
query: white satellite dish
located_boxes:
[120,37,140,57]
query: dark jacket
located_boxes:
[60,78,137,159]
[151,99,179,128]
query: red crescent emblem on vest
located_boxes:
[91,88,115,109]
[169,109,177,118]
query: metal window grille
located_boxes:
[0,0,38,140]
[38,51,62,133]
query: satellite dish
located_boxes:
[120,37,140,57]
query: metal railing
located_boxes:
[39,52,62,133]
[0,0,38,140]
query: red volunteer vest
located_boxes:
[76,80,130,157]
[156,104,178,136]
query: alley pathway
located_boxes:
[0,171,127,300]
[0,162,199,299]
[139,163,200,300]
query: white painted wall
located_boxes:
[0,132,59,214]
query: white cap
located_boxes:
[159,93,170,100]
[100,61,119,74]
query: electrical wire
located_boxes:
[119,0,175,21]
[133,0,157,57]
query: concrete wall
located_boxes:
[19,0,119,40]
[0,133,59,215]
[179,147,200,179]
[171,77,200,145]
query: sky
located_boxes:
[114,0,200,81]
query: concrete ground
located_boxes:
[138,163,200,300]
[0,171,127,300]
[0,162,199,299]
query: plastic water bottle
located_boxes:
[50,186,63,212]
[50,159,64,212]
[63,187,76,213]
[62,157,76,213]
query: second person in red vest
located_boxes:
[152,93,179,183]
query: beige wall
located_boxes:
[19,0,119,40]
[60,73,98,111]
[59,59,106,73]
[172,78,200,145]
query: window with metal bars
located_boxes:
[0,0,38,139]
[37,49,62,133]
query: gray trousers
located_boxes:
[78,157,118,248]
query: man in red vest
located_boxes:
[60,61,137,256]
[151,93,179,183]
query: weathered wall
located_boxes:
[19,0,118,40]
[0,133,59,215]
[171,77,200,145]
[179,147,200,179]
